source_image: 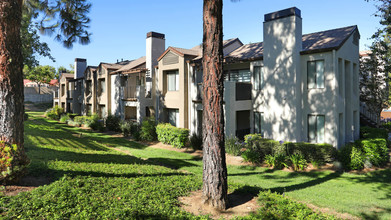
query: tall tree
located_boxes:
[21,4,55,68]
[0,0,91,182]
[202,0,228,210]
[24,65,56,94]
[360,43,390,126]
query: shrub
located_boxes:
[382,121,391,131]
[0,141,29,184]
[140,117,157,141]
[264,154,288,169]
[45,106,64,120]
[67,120,81,127]
[241,149,260,163]
[24,113,28,121]
[67,113,78,120]
[225,136,243,156]
[86,114,105,132]
[156,123,189,148]
[189,133,203,150]
[243,134,280,162]
[360,126,388,139]
[60,115,70,123]
[120,120,133,137]
[289,153,307,171]
[285,142,337,164]
[255,190,334,219]
[105,114,121,132]
[74,116,89,126]
[360,138,389,167]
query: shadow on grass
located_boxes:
[144,157,199,170]
[360,206,391,220]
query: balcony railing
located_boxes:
[235,82,252,101]
[123,85,145,100]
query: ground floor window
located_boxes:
[308,115,325,143]
[254,112,264,135]
[167,108,179,127]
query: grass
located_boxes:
[0,111,390,219]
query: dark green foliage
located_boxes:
[285,142,337,164]
[24,113,28,121]
[241,149,260,163]
[249,191,335,220]
[44,106,64,120]
[382,121,391,131]
[139,117,157,141]
[105,114,121,132]
[243,134,280,162]
[86,114,105,132]
[156,124,189,148]
[0,141,29,184]
[360,126,388,139]
[338,138,389,170]
[225,136,243,156]
[119,120,133,137]
[189,133,203,150]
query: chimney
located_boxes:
[146,32,165,76]
[74,58,87,79]
[262,7,303,142]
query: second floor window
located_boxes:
[253,66,263,90]
[225,69,251,83]
[99,79,105,95]
[167,70,179,91]
[307,60,324,89]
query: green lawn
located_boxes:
[1,112,390,219]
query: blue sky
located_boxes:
[38,0,380,70]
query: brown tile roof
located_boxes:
[225,25,358,62]
[112,56,146,74]
[157,46,201,61]
[101,60,131,70]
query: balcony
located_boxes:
[123,85,145,101]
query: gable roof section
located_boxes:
[111,56,146,74]
[60,73,74,80]
[157,46,200,61]
[225,25,358,62]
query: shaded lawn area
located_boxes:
[1,112,390,219]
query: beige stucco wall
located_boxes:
[157,52,189,128]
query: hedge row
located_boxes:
[156,123,189,148]
[242,134,336,164]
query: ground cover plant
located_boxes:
[0,112,390,219]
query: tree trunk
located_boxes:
[0,0,28,166]
[202,0,228,211]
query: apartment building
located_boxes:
[188,7,360,148]
[55,7,359,149]
[110,32,165,122]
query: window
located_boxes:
[225,69,251,82]
[136,76,145,86]
[168,109,179,127]
[253,66,263,90]
[254,112,264,134]
[308,115,325,143]
[167,70,179,91]
[99,79,105,95]
[307,60,324,89]
[99,105,106,118]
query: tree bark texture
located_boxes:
[202,0,228,211]
[0,1,25,147]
